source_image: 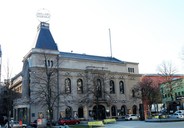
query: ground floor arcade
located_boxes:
[13,102,142,124]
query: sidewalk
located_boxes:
[145,118,184,122]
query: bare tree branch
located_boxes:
[157,61,177,81]
[157,60,178,101]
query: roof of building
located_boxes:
[33,22,131,64]
[60,52,125,63]
[35,22,58,50]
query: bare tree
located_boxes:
[0,60,15,126]
[0,79,21,127]
[30,53,60,127]
[157,61,177,101]
[157,61,177,80]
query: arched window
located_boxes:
[120,105,127,116]
[50,60,53,67]
[119,81,124,94]
[77,79,83,94]
[111,105,117,116]
[110,80,115,94]
[65,78,71,93]
[96,79,102,98]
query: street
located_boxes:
[103,120,184,128]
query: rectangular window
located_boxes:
[182,91,184,96]
[128,67,134,73]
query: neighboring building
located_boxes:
[11,22,142,124]
[141,74,184,85]
[10,73,22,96]
[140,74,184,117]
[160,78,184,113]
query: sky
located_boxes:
[0,0,184,80]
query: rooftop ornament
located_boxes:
[36,8,50,23]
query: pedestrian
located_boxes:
[74,112,78,119]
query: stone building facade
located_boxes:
[11,22,142,124]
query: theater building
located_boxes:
[11,22,142,123]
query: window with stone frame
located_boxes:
[128,67,134,73]
[96,79,102,98]
[132,89,135,97]
[77,79,83,94]
[119,81,124,94]
[65,78,71,93]
[110,80,115,94]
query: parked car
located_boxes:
[125,114,139,121]
[58,118,80,125]
[170,113,184,118]
[174,110,184,114]
[5,121,27,128]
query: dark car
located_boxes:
[30,119,56,127]
[58,118,80,125]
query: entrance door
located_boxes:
[18,108,27,124]
[93,105,106,120]
[78,107,84,118]
[65,106,72,118]
[132,105,137,114]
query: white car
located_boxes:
[170,113,184,119]
[175,110,184,115]
[125,114,139,120]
